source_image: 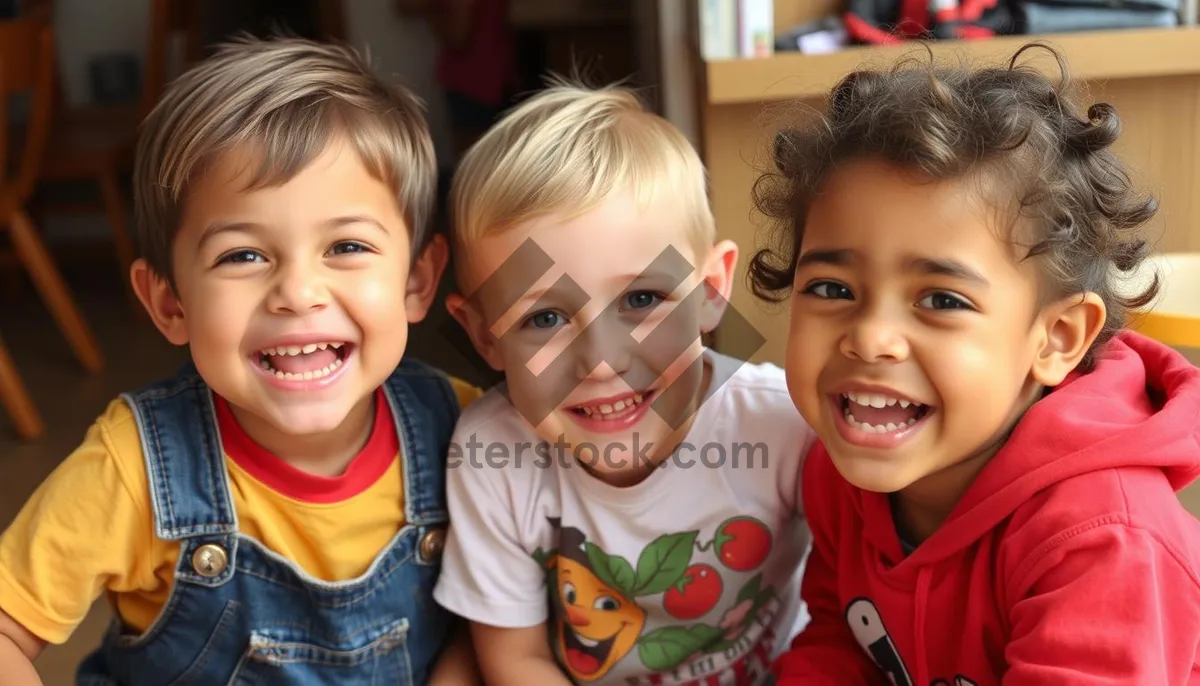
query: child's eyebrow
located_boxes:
[795,248,853,268]
[905,256,990,287]
[197,215,388,248]
[796,248,990,287]
[198,220,261,249]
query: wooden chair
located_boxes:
[1126,252,1200,349]
[0,15,104,440]
[33,0,202,304]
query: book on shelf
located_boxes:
[693,0,774,60]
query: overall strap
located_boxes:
[382,358,461,526]
[120,363,237,541]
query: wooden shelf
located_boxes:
[702,26,1200,104]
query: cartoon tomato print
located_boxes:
[663,564,723,620]
[714,517,772,572]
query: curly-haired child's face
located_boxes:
[449,188,737,486]
[133,138,444,461]
[785,158,1088,524]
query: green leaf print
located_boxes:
[632,531,698,595]
[736,573,763,605]
[638,624,723,671]
[586,542,637,597]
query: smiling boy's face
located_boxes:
[449,187,737,484]
[133,138,445,458]
[784,157,1096,509]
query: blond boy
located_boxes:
[0,37,480,685]
[432,80,816,685]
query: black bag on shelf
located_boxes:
[1013,0,1180,33]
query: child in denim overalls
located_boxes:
[0,36,482,685]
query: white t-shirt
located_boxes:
[434,350,817,685]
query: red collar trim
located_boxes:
[213,388,398,504]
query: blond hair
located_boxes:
[448,78,715,270]
[133,35,436,282]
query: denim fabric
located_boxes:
[75,358,460,685]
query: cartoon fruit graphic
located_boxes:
[714,517,772,572]
[664,564,722,620]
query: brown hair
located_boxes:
[133,34,436,284]
[750,43,1159,371]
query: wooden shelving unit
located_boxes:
[693,23,1200,365]
[701,26,1200,104]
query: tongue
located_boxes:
[268,348,338,374]
[566,648,600,675]
[848,403,919,426]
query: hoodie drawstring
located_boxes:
[914,567,932,685]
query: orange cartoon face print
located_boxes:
[539,526,647,680]
[533,516,782,683]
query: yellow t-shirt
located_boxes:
[0,376,482,645]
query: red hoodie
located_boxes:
[773,331,1200,685]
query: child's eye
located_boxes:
[524,310,565,329]
[328,241,370,256]
[216,249,265,266]
[803,281,854,300]
[918,291,973,311]
[623,291,662,310]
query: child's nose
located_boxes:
[267,262,330,314]
[841,312,910,363]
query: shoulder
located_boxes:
[1002,467,1200,586]
[453,382,528,438]
[704,350,816,447]
[386,358,486,409]
[447,384,559,497]
[11,395,152,523]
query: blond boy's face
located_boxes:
[450,188,737,485]
[135,139,443,456]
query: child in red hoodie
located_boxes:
[752,43,1200,685]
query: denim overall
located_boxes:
[76,358,461,685]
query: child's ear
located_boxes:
[698,239,739,333]
[445,291,505,371]
[131,258,189,346]
[405,234,450,323]
[1030,291,1106,386]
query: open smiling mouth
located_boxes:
[562,625,619,676]
[839,391,933,434]
[567,389,658,422]
[254,342,352,381]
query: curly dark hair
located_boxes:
[749,42,1159,372]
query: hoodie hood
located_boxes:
[858,330,1200,566]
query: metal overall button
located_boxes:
[420,527,446,561]
[192,543,228,577]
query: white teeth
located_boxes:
[269,357,344,381]
[577,393,647,418]
[574,633,599,648]
[844,409,920,434]
[259,342,345,357]
[845,392,918,409]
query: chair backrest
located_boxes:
[0,15,55,203]
[140,0,204,119]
